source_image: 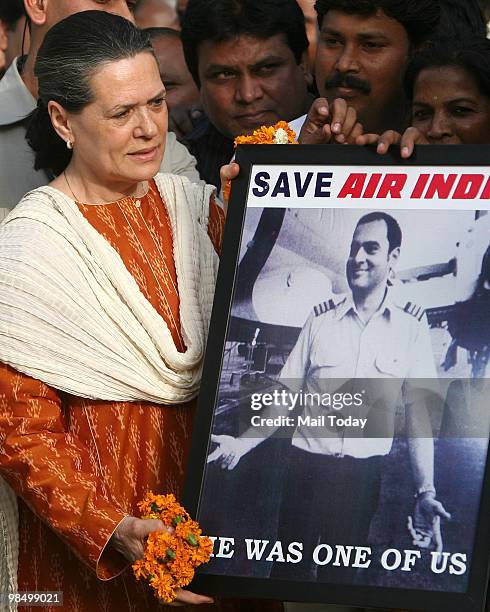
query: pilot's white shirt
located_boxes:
[279,290,438,458]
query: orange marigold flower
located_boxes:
[133,492,213,604]
[234,120,297,146]
[153,572,175,602]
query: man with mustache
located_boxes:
[210,212,449,583]
[180,0,378,188]
[292,0,441,141]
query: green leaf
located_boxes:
[172,515,183,527]
[186,534,199,547]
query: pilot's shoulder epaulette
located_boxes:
[401,301,425,321]
[313,298,336,317]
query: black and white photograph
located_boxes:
[184,147,490,610]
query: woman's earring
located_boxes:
[66,140,73,150]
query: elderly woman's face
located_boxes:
[69,52,167,186]
[412,65,490,145]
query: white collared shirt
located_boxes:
[279,291,438,458]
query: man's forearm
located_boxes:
[407,436,434,491]
[405,396,436,490]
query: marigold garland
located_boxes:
[234,120,297,146]
[223,121,298,201]
[132,492,213,603]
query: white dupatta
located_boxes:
[0,173,220,600]
[0,173,219,402]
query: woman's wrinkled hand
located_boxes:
[112,517,214,607]
[111,515,166,562]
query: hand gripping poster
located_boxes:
[184,145,490,611]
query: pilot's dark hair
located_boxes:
[405,37,490,102]
[181,0,308,87]
[26,11,153,176]
[356,212,402,252]
[314,0,440,49]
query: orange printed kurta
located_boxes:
[0,180,280,612]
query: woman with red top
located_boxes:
[0,10,268,612]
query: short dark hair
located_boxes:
[435,0,486,41]
[405,37,490,102]
[145,26,182,42]
[26,11,154,176]
[356,212,402,252]
[0,0,25,30]
[314,0,440,48]
[181,0,309,87]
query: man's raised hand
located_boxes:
[299,98,364,145]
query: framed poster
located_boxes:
[184,145,490,611]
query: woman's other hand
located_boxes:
[220,161,240,213]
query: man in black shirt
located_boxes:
[181,0,313,188]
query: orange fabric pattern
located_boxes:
[77,179,225,352]
[0,182,280,612]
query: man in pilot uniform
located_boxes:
[210,211,450,581]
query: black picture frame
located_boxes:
[184,144,490,611]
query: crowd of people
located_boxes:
[0,0,489,611]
